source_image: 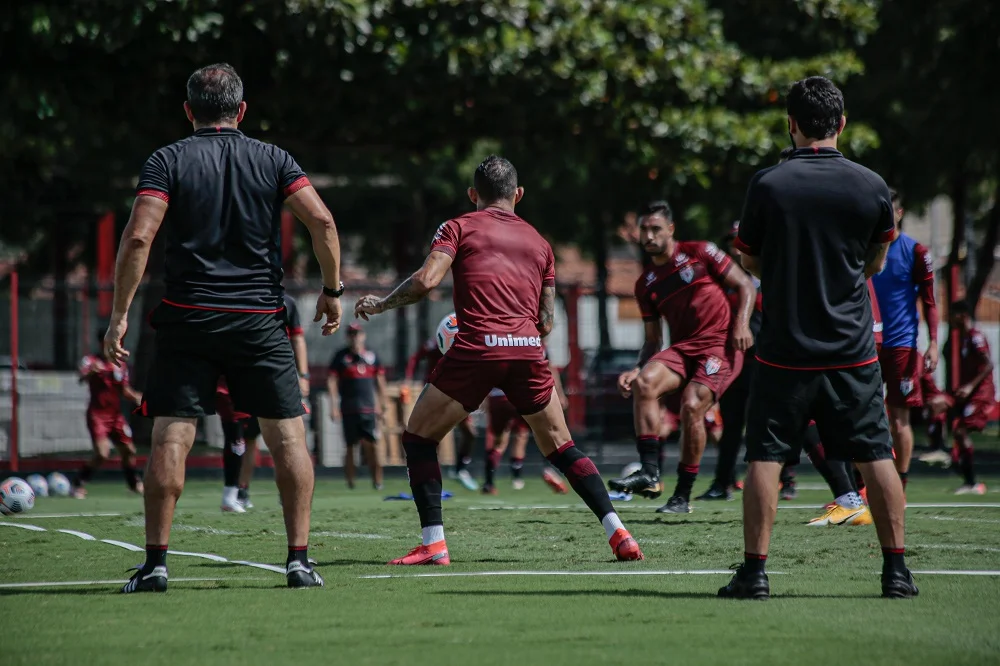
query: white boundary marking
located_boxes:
[467,502,1000,511]
[360,569,786,580]
[9,513,122,519]
[917,544,1000,553]
[100,539,144,552]
[779,503,1000,510]
[169,550,230,562]
[0,522,47,531]
[312,531,389,540]
[912,570,1000,576]
[0,577,228,589]
[57,529,96,540]
[230,560,287,574]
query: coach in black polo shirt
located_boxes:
[719,76,916,600]
[104,64,343,592]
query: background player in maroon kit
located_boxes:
[406,337,478,490]
[354,155,642,565]
[610,201,755,514]
[74,328,144,498]
[947,301,994,495]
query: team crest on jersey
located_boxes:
[679,266,694,283]
[645,271,656,286]
[113,368,124,382]
[356,363,368,376]
[674,252,688,266]
[899,379,914,396]
[704,356,721,376]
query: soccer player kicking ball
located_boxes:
[354,155,642,565]
[609,201,756,514]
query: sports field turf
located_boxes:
[2,474,999,666]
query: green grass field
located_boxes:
[2,473,999,666]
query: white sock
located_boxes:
[835,492,864,509]
[422,525,445,546]
[601,512,625,540]
[223,486,238,504]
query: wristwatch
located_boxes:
[323,282,345,298]
[298,372,311,380]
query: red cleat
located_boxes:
[388,541,450,566]
[610,528,644,561]
[542,468,568,494]
[733,480,744,491]
[859,487,868,505]
[481,484,498,496]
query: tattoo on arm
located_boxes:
[538,285,556,337]
[864,242,890,278]
[380,276,428,312]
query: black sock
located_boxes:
[744,552,766,574]
[780,463,797,486]
[928,421,946,451]
[959,445,976,485]
[484,447,500,486]
[145,544,168,570]
[854,466,866,493]
[403,431,443,527]
[237,485,250,502]
[510,457,524,480]
[882,546,905,573]
[899,471,908,491]
[75,464,95,488]
[546,443,615,521]
[658,438,669,476]
[673,463,699,501]
[122,462,140,491]
[222,420,245,487]
[455,456,467,473]
[803,435,855,498]
[287,546,309,567]
[636,436,660,475]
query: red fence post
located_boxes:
[565,284,585,432]
[9,271,19,472]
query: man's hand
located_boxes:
[104,315,130,366]
[314,294,342,336]
[354,295,385,321]
[299,377,311,398]
[924,340,939,373]
[730,322,754,352]
[330,406,342,422]
[618,368,641,399]
[956,384,974,400]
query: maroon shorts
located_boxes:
[430,357,554,415]
[86,411,133,445]
[953,399,994,432]
[488,395,529,435]
[649,340,743,400]
[878,347,923,408]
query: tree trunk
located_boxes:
[594,210,611,351]
[965,174,1000,309]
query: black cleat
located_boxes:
[656,495,692,513]
[696,484,733,501]
[882,568,919,598]
[718,565,770,600]
[780,482,798,501]
[286,561,324,588]
[121,565,168,593]
[608,470,663,499]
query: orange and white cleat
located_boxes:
[542,467,568,494]
[954,483,987,496]
[610,528,644,561]
[389,541,451,566]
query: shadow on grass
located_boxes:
[433,588,872,600]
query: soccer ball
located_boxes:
[26,473,49,497]
[436,312,460,355]
[0,477,35,515]
[47,472,71,497]
[621,461,643,479]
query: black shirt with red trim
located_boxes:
[736,147,895,370]
[136,127,310,311]
[329,347,383,414]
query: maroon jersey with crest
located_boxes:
[79,355,130,416]
[959,328,996,402]
[635,241,733,347]
[431,208,554,361]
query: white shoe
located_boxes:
[918,450,951,467]
[954,483,987,496]
[221,498,247,513]
[457,469,479,491]
[512,478,526,490]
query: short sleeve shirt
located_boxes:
[80,355,129,415]
[329,348,383,414]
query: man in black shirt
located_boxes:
[720,76,916,600]
[328,323,387,490]
[105,63,343,592]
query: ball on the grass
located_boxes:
[0,477,35,515]
[621,461,643,478]
[26,473,49,497]
[436,312,460,355]
[47,472,71,497]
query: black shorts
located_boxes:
[141,305,305,420]
[744,360,892,463]
[342,413,378,445]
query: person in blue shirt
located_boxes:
[871,189,939,491]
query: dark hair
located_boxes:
[473,155,518,203]
[187,63,243,124]
[639,200,673,221]
[786,76,844,140]
[889,188,902,206]
[951,300,971,316]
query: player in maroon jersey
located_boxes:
[73,328,144,498]
[947,300,994,494]
[406,337,479,490]
[609,201,756,514]
[354,155,642,564]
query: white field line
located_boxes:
[916,544,1000,553]
[360,569,787,580]
[911,570,1000,576]
[467,502,1000,511]
[0,522,47,531]
[311,531,390,539]
[169,550,230,562]
[230,560,286,574]
[0,577,234,589]
[100,539,144,552]
[56,529,96,540]
[926,516,1000,525]
[8,513,122,519]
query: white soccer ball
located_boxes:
[436,312,460,355]
[621,461,643,478]
[26,474,49,497]
[47,472,72,497]
[1,477,35,515]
